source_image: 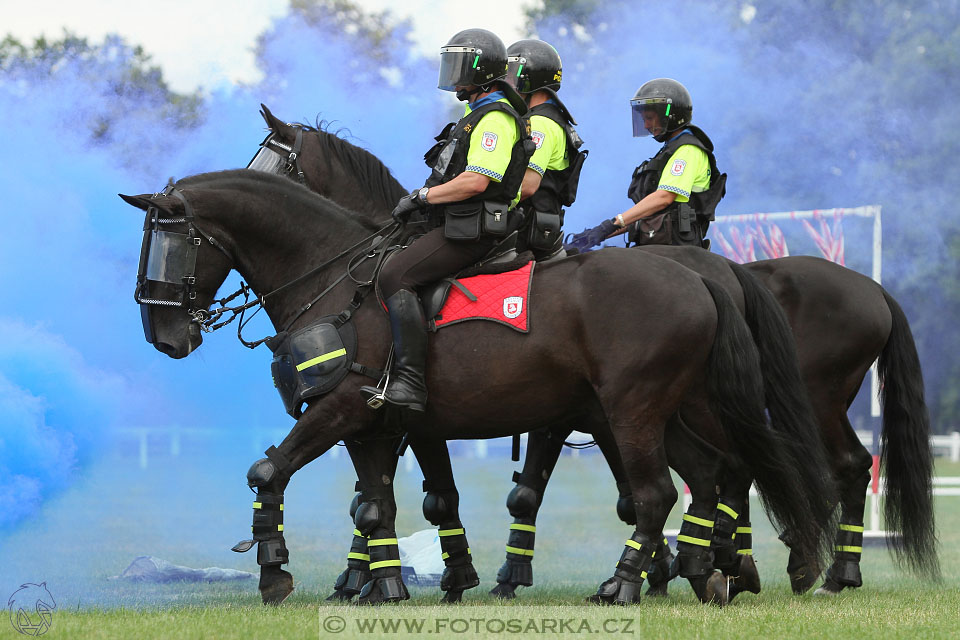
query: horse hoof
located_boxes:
[645,581,669,597]
[587,576,642,605]
[729,555,761,600]
[440,590,463,604]
[259,567,294,605]
[701,571,728,606]
[325,589,356,602]
[813,579,844,596]
[489,583,518,599]
[355,576,410,605]
[789,569,821,595]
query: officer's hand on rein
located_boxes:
[586,219,618,247]
[391,188,428,223]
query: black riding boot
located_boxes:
[382,289,428,411]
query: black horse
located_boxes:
[251,104,939,597]
[121,169,833,606]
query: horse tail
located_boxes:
[877,288,940,579]
[727,261,838,529]
[700,277,831,568]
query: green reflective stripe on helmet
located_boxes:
[369,559,402,570]
[510,524,536,533]
[682,514,715,528]
[296,348,346,372]
[737,549,753,555]
[438,528,465,537]
[836,545,863,553]
[839,524,865,533]
[367,538,399,547]
[735,526,752,534]
[625,539,644,551]
[472,55,480,69]
[717,503,739,520]
[347,552,370,561]
[506,545,534,557]
[665,104,672,116]
[676,534,711,547]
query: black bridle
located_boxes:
[247,129,306,185]
[136,184,400,349]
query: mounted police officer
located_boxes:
[570,78,725,250]
[365,28,534,412]
[506,39,587,260]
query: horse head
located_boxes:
[119,190,234,358]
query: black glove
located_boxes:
[391,189,426,223]
[564,219,617,251]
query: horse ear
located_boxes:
[118,193,153,211]
[118,193,183,216]
[260,103,293,138]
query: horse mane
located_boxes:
[292,119,409,208]
[176,169,381,232]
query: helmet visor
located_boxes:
[438,46,478,91]
[505,56,531,93]
[630,97,671,138]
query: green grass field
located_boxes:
[3,451,959,639]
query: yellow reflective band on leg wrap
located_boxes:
[438,528,465,537]
[736,526,752,534]
[505,545,534,557]
[682,514,715,528]
[676,535,712,547]
[441,548,472,561]
[367,538,399,546]
[625,539,644,551]
[347,552,370,561]
[835,545,863,553]
[295,348,347,371]
[353,529,368,538]
[369,559,402,570]
[510,524,536,533]
[737,549,753,555]
[717,503,739,520]
[839,524,865,533]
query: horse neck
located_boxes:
[307,132,403,223]
[196,182,373,329]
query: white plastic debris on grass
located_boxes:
[398,529,444,587]
[111,556,255,582]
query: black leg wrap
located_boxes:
[496,520,536,586]
[645,536,676,596]
[357,574,410,605]
[824,521,864,588]
[615,482,637,526]
[437,526,479,593]
[327,529,372,600]
[590,532,655,605]
[711,497,743,574]
[675,505,715,578]
[251,492,288,566]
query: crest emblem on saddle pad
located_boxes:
[481,131,498,151]
[503,296,523,319]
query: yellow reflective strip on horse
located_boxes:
[640,571,648,580]
[253,502,261,509]
[835,545,863,553]
[295,348,347,371]
[682,514,714,528]
[839,524,864,532]
[737,549,753,555]
[510,524,536,533]
[736,526,752,534]
[369,559,402,570]
[625,539,643,551]
[367,538,399,546]
[347,552,370,561]
[353,529,365,537]
[676,534,711,547]
[280,504,283,510]
[505,545,534,557]
[438,528,465,537]
[717,503,739,520]
[441,552,449,560]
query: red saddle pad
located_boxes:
[435,262,534,332]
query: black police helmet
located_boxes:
[630,78,693,141]
[438,28,508,92]
[506,39,562,94]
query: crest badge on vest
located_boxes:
[503,296,523,319]
[670,159,686,176]
[481,131,498,151]
[531,131,545,149]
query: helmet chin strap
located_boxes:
[456,83,494,103]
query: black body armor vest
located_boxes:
[524,102,587,216]
[626,125,726,244]
[423,100,534,212]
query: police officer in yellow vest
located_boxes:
[506,39,587,259]
[366,28,533,412]
[569,78,725,250]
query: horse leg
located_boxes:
[815,414,872,595]
[325,483,372,602]
[409,439,480,603]
[348,437,411,605]
[589,423,677,605]
[490,426,570,599]
[722,498,761,602]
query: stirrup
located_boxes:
[359,350,392,409]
